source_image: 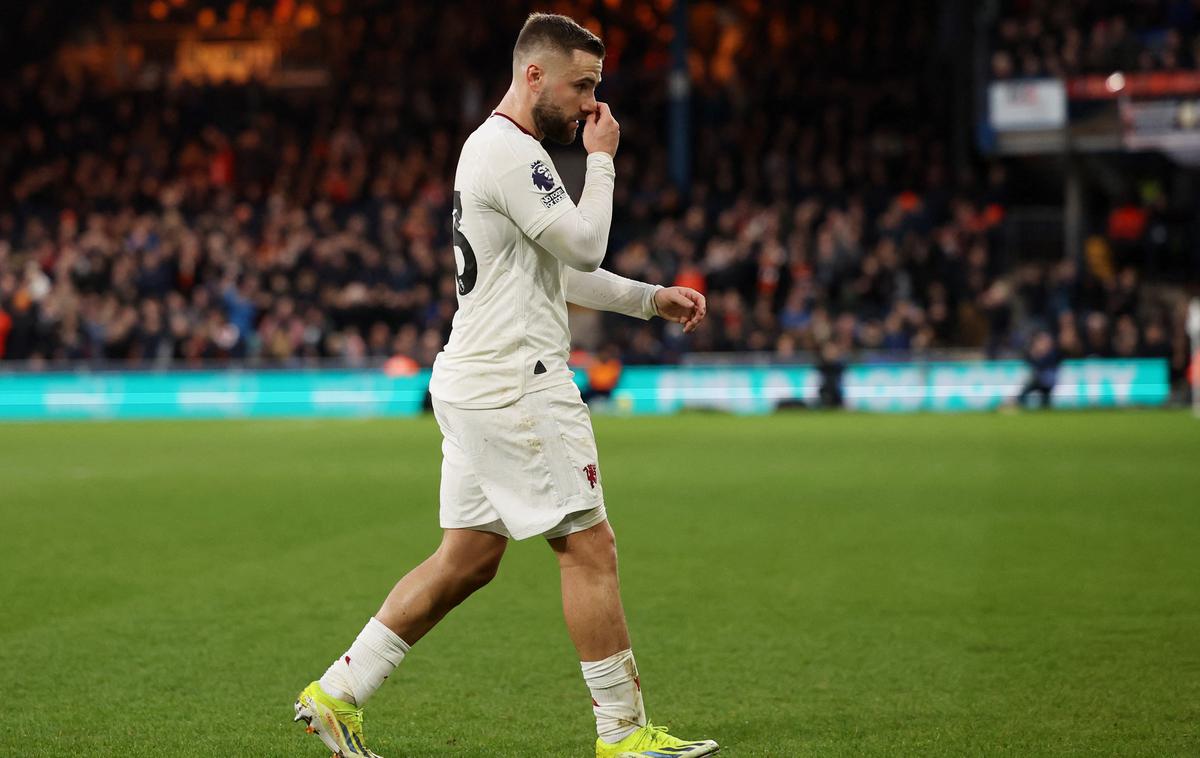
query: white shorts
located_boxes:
[432,381,607,540]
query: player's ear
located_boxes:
[525,62,543,92]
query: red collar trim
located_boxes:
[492,111,537,139]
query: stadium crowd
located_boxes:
[991,0,1200,79]
[0,1,1193,390]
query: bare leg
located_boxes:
[375,528,508,645]
[549,520,631,660]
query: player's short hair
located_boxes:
[513,13,605,65]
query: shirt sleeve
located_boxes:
[487,134,616,271]
[534,153,616,272]
[564,266,661,320]
[490,141,577,241]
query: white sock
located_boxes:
[581,649,647,743]
[319,617,410,706]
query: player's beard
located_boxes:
[533,92,578,145]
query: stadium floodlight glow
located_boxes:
[1105,72,1126,93]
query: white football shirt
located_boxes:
[430,113,602,408]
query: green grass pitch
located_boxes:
[2,410,1198,757]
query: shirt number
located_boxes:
[452,191,478,296]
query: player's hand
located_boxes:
[583,102,619,157]
[654,287,706,333]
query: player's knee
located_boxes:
[571,523,619,573]
[595,524,618,560]
[438,547,502,593]
[467,551,502,589]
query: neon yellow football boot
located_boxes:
[293,681,383,757]
[596,722,720,757]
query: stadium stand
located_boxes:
[990,0,1200,79]
[0,1,1193,394]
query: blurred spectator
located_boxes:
[582,344,624,405]
[816,341,846,409]
[1016,330,1060,409]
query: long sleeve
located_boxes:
[565,266,661,320]
[532,153,616,272]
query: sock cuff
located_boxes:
[581,649,637,689]
[362,617,411,663]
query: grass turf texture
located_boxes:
[1,410,1197,757]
